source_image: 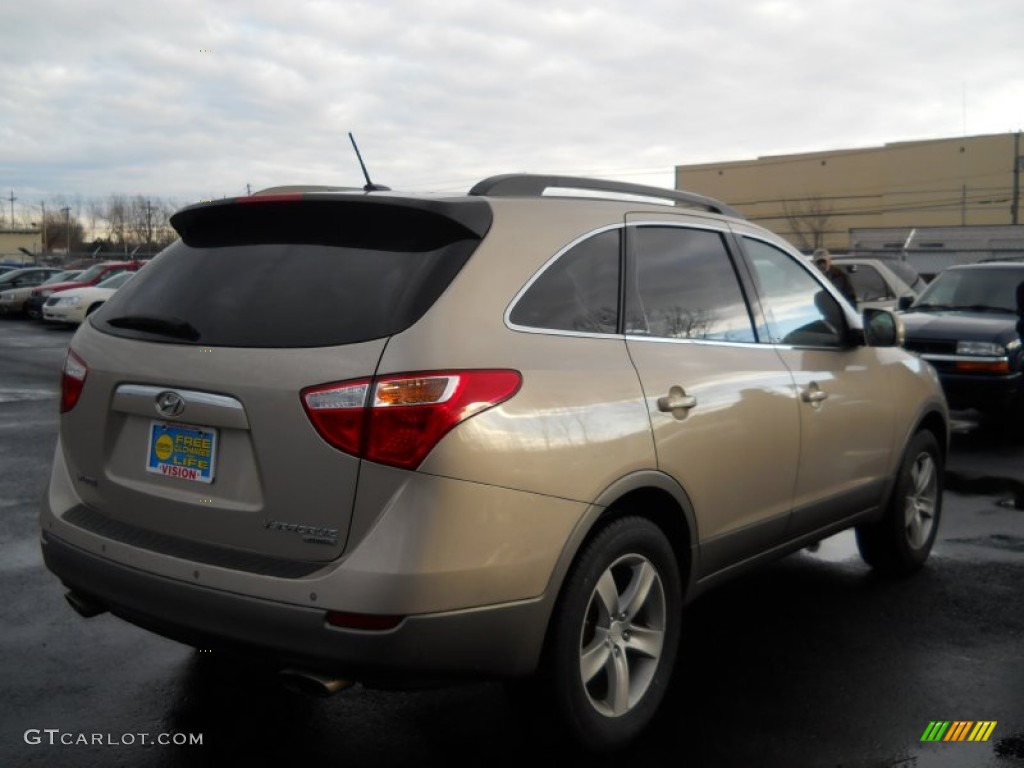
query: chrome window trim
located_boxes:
[623,335,767,349]
[506,326,629,341]
[919,354,1008,364]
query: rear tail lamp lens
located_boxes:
[60,349,88,413]
[302,370,521,470]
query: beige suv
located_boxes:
[41,175,948,748]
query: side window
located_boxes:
[509,229,619,334]
[625,226,755,342]
[839,264,891,301]
[743,238,845,347]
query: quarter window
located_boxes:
[625,226,755,342]
[509,229,620,334]
[743,238,845,347]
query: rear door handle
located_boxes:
[800,383,828,404]
[657,386,698,417]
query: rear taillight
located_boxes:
[301,370,521,470]
[60,349,88,413]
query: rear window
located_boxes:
[93,198,491,348]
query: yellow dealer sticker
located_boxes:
[146,421,217,484]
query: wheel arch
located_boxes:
[868,403,948,527]
[537,471,700,654]
[914,407,949,465]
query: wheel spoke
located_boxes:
[607,647,631,716]
[620,561,657,621]
[906,510,924,549]
[624,625,664,660]
[904,498,918,528]
[913,456,935,495]
[594,569,620,618]
[903,452,937,550]
[579,629,611,684]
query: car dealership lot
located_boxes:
[1,318,1022,767]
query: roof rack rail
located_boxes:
[468,174,741,218]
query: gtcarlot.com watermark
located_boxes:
[24,729,203,747]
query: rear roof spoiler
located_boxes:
[468,174,742,218]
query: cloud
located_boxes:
[1,0,1021,210]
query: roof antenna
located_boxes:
[348,133,391,192]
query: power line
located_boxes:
[745,188,1013,219]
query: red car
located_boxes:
[26,261,144,320]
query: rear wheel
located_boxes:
[856,430,943,575]
[543,516,681,750]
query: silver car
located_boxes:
[41,175,948,748]
[832,257,924,311]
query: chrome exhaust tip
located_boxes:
[279,668,354,697]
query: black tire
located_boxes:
[542,516,682,750]
[856,430,943,576]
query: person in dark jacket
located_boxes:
[813,248,857,305]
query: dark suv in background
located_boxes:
[900,261,1024,415]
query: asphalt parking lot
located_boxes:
[1,317,1022,768]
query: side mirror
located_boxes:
[863,308,905,348]
[897,294,915,311]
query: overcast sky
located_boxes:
[1,0,1022,215]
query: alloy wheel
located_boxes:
[578,553,666,718]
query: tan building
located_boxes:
[675,132,1023,253]
[0,229,43,262]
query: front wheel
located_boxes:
[543,516,682,750]
[856,430,943,575]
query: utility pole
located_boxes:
[1012,130,1021,226]
[61,207,71,259]
[144,199,154,249]
[41,201,47,253]
[7,190,16,228]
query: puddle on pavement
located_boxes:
[800,529,861,563]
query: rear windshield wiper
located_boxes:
[106,315,202,341]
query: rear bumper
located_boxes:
[42,530,549,680]
[40,439,591,679]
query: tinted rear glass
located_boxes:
[93,199,490,347]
